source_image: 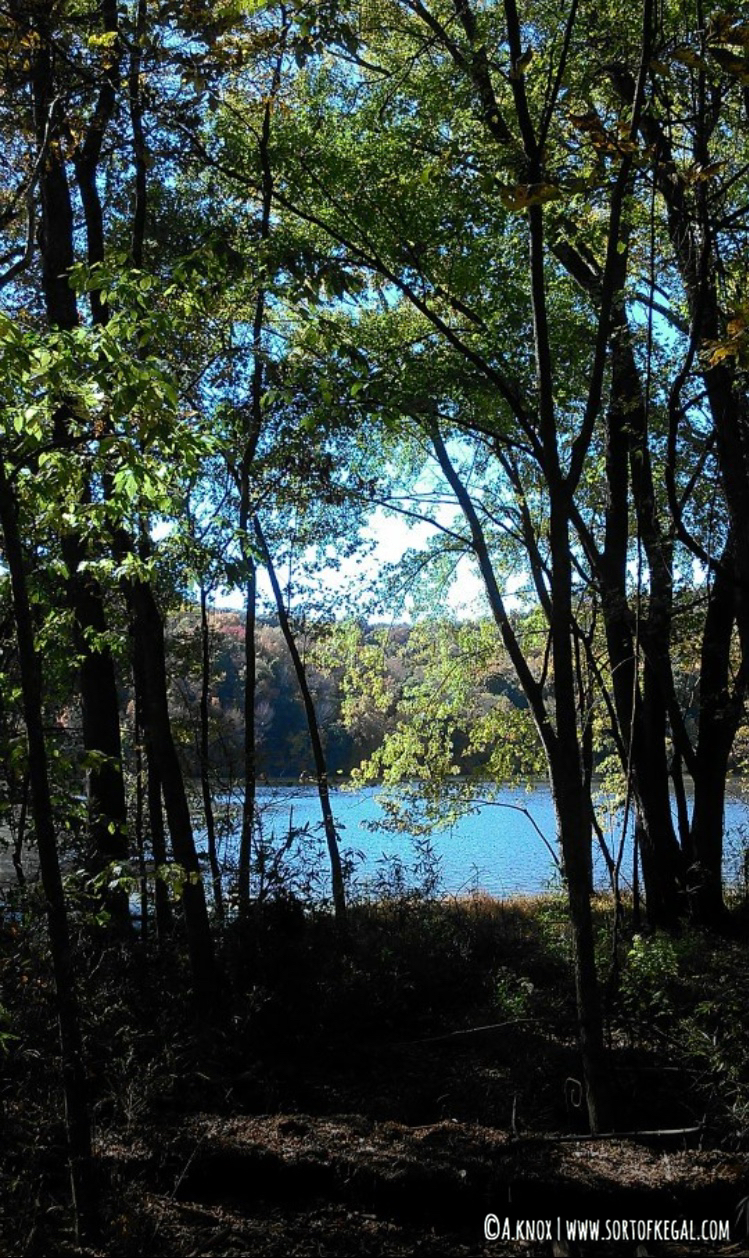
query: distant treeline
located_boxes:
[162,605,733,787]
[163,607,537,781]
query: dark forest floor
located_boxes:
[3,893,749,1256]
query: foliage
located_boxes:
[620,932,680,1022]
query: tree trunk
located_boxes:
[0,461,96,1247]
[553,768,609,1131]
[234,33,286,915]
[254,517,347,926]
[62,531,129,864]
[147,754,174,940]
[690,767,731,926]
[133,647,174,939]
[636,667,684,924]
[134,705,149,939]
[599,306,684,925]
[430,428,608,1131]
[238,558,257,915]
[127,577,220,1008]
[689,549,743,925]
[546,492,610,1133]
[199,584,224,921]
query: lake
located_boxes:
[213,782,749,900]
[3,782,748,899]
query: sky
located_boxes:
[212,504,492,620]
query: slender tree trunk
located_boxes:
[127,577,220,1008]
[133,640,174,939]
[147,754,174,940]
[600,70,749,925]
[503,0,645,1117]
[127,0,148,268]
[238,559,257,914]
[12,777,29,887]
[234,28,286,915]
[61,529,129,863]
[622,79,749,722]
[553,766,607,1129]
[134,705,149,940]
[689,550,743,925]
[199,584,224,921]
[690,766,731,925]
[636,669,684,923]
[546,492,609,1133]
[632,822,642,930]
[431,428,608,1131]
[0,461,96,1247]
[596,549,683,925]
[595,306,684,925]
[629,320,685,921]
[254,517,347,925]
[559,247,688,924]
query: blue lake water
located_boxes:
[209,783,749,899]
[2,782,747,899]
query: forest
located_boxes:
[2,0,749,1253]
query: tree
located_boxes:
[222,0,749,931]
[24,0,129,897]
[181,0,749,1119]
[0,323,97,1249]
[0,0,232,1002]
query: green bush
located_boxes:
[621,933,679,1023]
[492,966,534,1020]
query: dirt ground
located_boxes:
[98,1112,748,1256]
[92,1024,749,1257]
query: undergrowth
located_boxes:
[2,882,749,1253]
